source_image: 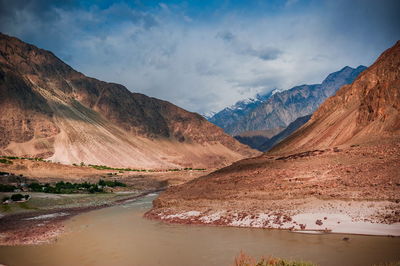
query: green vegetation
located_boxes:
[0,184,17,192]
[28,181,103,194]
[88,163,206,172]
[234,252,316,266]
[27,180,127,194]
[10,194,29,201]
[98,179,126,187]
[89,164,147,172]
[0,158,13,164]
[2,194,30,203]
[0,156,44,162]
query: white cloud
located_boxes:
[1,0,399,114]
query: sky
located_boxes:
[1,0,399,114]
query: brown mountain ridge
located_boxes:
[0,33,259,168]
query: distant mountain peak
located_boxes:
[208,66,366,136]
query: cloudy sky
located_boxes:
[1,0,399,114]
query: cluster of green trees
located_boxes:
[75,163,206,172]
[28,181,102,194]
[27,179,127,194]
[98,179,126,187]
[87,164,148,172]
[0,156,45,161]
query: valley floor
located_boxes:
[0,159,211,245]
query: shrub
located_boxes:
[98,179,126,187]
[11,194,24,201]
[28,182,43,192]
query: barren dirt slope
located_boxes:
[0,33,259,168]
[271,41,400,154]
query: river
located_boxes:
[0,194,399,266]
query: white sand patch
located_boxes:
[164,211,201,219]
[199,211,224,223]
[25,212,69,220]
[228,213,293,228]
[292,212,400,236]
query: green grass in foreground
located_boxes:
[234,252,316,266]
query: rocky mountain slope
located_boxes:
[208,91,276,134]
[271,42,400,154]
[0,33,259,168]
[208,66,366,136]
[258,115,311,151]
[147,41,400,234]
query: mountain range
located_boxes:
[209,65,366,150]
[0,33,259,169]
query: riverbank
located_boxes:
[0,190,161,245]
[1,193,399,266]
[0,158,212,245]
[145,198,400,237]
[145,140,400,237]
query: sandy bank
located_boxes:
[145,198,400,237]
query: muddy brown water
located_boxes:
[0,194,399,266]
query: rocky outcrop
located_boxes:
[0,33,259,168]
